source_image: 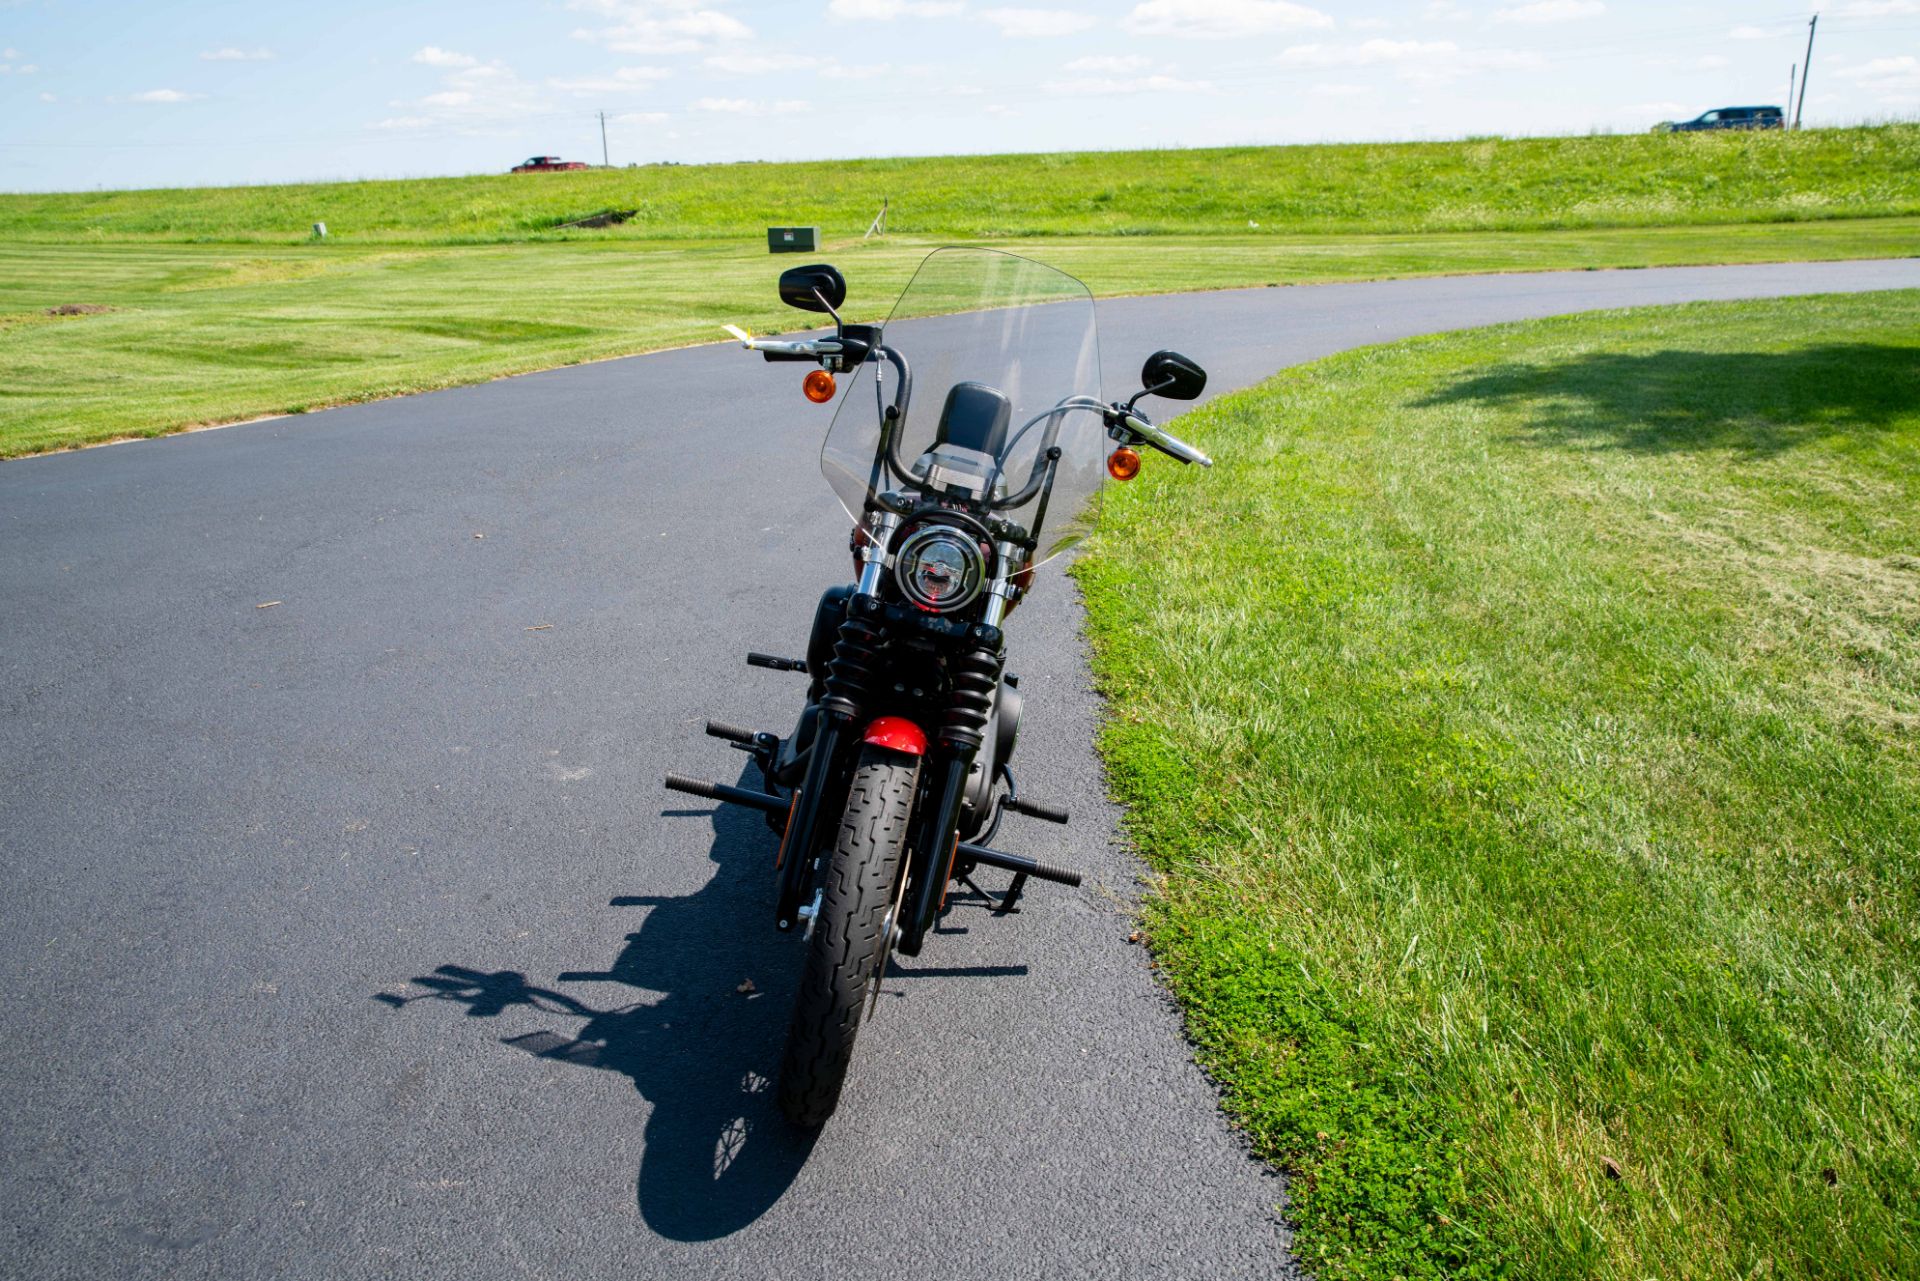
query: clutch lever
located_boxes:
[722,323,842,362]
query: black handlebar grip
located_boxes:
[1006,796,1070,825]
[760,349,816,363]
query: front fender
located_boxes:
[862,715,927,756]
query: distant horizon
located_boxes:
[11,118,1919,200]
[4,1,1916,195]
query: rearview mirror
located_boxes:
[779,263,847,314]
[1141,350,1207,401]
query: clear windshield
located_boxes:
[821,248,1104,565]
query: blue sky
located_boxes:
[2,0,1914,192]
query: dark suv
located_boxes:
[1660,106,1785,132]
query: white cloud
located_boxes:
[550,65,673,93]
[200,47,274,61]
[1277,39,1456,66]
[413,46,478,67]
[1729,23,1790,39]
[1065,54,1152,72]
[1424,0,1471,20]
[691,96,811,114]
[1350,16,1391,28]
[130,88,205,103]
[982,7,1098,37]
[1835,0,1920,13]
[827,0,963,16]
[705,51,819,73]
[1835,54,1920,97]
[822,61,895,79]
[39,90,56,102]
[1045,72,1211,93]
[1493,0,1603,22]
[613,110,671,124]
[570,2,752,53]
[1,48,16,59]
[1275,38,1538,80]
[1309,82,1368,96]
[1623,100,1686,115]
[1646,52,1729,70]
[1123,0,1332,39]
[383,58,552,132]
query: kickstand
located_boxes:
[994,872,1029,916]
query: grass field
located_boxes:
[5,220,1918,458]
[2,127,1916,243]
[3,126,1916,458]
[1077,290,1920,1279]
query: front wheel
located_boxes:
[777,743,918,1127]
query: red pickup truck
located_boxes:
[511,156,590,173]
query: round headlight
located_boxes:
[893,524,988,613]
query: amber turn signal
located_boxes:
[803,369,837,403]
[1107,445,1142,481]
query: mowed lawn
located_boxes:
[1078,291,1920,1279]
[2,124,1917,458]
[4,220,1919,457]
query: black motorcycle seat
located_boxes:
[934,381,1012,457]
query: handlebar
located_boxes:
[723,321,1215,472]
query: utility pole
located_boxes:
[598,110,610,166]
[1788,64,1796,118]
[1794,14,1817,130]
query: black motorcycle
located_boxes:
[666,247,1212,1127]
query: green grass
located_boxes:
[1076,291,1920,1280]
[5,220,1918,458]
[3,126,1915,457]
[3,127,1916,243]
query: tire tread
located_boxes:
[777,744,917,1127]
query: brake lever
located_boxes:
[1118,408,1213,468]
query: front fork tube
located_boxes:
[897,750,977,957]
[776,541,896,932]
[776,712,847,931]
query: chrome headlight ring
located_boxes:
[892,522,989,613]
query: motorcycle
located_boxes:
[665,247,1212,1127]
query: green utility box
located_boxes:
[767,226,820,253]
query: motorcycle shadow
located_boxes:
[376,768,817,1242]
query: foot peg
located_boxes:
[704,720,758,745]
[663,773,789,818]
[1004,795,1069,825]
[746,652,808,674]
[957,840,1081,888]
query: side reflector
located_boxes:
[862,715,927,756]
[774,792,798,869]
[803,369,837,403]
[1107,446,1142,481]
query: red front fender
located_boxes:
[861,715,928,756]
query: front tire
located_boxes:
[777,743,918,1127]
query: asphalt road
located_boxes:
[3,260,1915,1281]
